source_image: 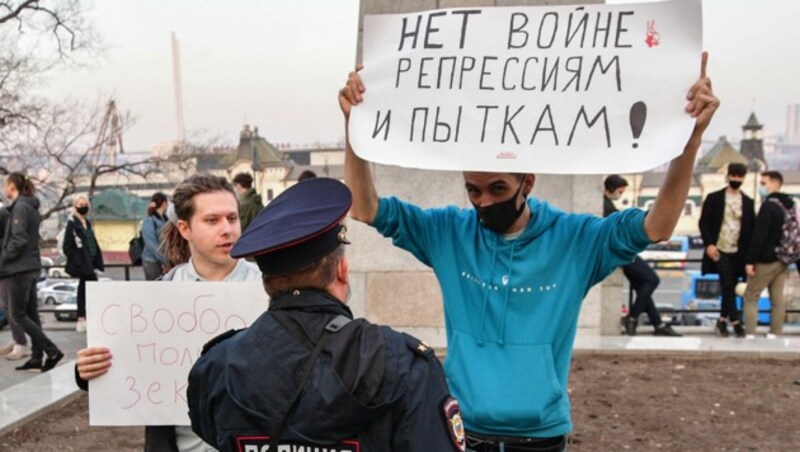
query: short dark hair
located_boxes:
[604,175,628,192]
[5,172,35,196]
[727,163,747,177]
[262,246,344,298]
[298,170,317,182]
[761,170,783,185]
[232,173,253,189]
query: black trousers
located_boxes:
[717,252,740,322]
[5,270,59,359]
[76,272,98,319]
[622,256,662,327]
[142,260,163,281]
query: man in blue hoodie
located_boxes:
[338,54,718,450]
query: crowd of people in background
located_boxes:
[0,163,796,371]
[0,160,796,382]
[605,164,798,339]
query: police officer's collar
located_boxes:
[268,288,353,319]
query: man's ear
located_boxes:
[176,219,191,241]
[524,174,536,197]
[338,255,349,285]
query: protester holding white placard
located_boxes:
[76,173,260,452]
[188,178,463,452]
[340,31,717,452]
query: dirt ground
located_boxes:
[2,354,799,451]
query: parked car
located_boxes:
[38,282,78,305]
[41,256,67,279]
[54,295,78,321]
[639,236,689,269]
[677,271,770,326]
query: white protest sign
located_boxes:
[349,0,702,174]
[86,281,268,426]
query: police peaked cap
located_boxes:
[231,178,352,276]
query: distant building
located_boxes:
[196,125,344,202]
[91,189,149,263]
[696,136,749,173]
[613,112,800,236]
[740,112,766,169]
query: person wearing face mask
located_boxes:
[743,171,796,339]
[603,175,680,337]
[339,53,719,450]
[187,178,463,452]
[63,195,105,334]
[698,163,755,337]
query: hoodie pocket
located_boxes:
[444,331,564,433]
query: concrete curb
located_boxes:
[0,359,82,437]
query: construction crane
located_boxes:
[90,99,125,168]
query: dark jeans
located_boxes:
[622,256,662,328]
[5,270,59,359]
[77,272,98,319]
[717,252,740,322]
[143,260,163,281]
[0,278,27,345]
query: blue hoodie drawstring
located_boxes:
[498,239,518,347]
[477,236,499,347]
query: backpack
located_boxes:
[128,232,144,266]
[769,198,800,264]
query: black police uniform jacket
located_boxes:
[187,290,463,452]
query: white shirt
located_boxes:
[169,258,261,452]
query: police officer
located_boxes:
[187,178,465,452]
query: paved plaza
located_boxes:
[1,320,798,437]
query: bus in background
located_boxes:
[677,271,771,326]
[639,235,690,269]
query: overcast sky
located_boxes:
[39,0,800,151]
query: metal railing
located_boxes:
[42,263,139,281]
[38,263,141,313]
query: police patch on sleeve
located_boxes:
[442,397,466,451]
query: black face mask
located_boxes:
[474,182,526,233]
[76,206,90,216]
[728,180,743,190]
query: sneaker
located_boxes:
[42,350,65,372]
[76,318,87,333]
[716,319,729,337]
[15,358,42,372]
[745,334,756,339]
[766,333,778,340]
[624,317,638,336]
[733,323,746,338]
[0,340,16,355]
[654,324,682,337]
[6,344,32,361]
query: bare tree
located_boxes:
[0,1,97,131]
[3,99,196,221]
[0,2,196,222]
